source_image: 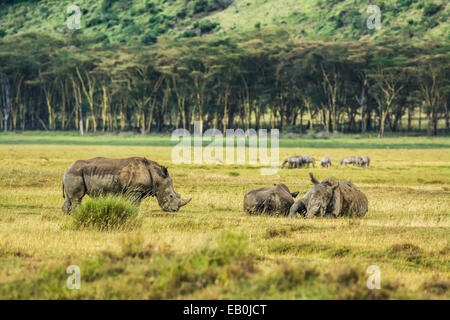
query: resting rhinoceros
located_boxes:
[244,184,299,215]
[61,157,191,214]
[289,173,368,218]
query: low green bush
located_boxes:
[72,195,142,231]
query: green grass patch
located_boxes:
[71,195,142,231]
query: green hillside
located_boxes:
[0,0,448,44]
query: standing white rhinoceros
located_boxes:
[61,157,191,214]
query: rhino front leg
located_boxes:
[62,174,86,214]
[62,198,72,215]
[126,191,144,206]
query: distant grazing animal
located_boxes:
[360,156,370,167]
[289,173,368,218]
[339,156,370,167]
[301,155,315,168]
[281,156,302,169]
[320,156,332,168]
[61,157,191,214]
[244,184,299,215]
[339,156,360,167]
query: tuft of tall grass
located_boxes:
[71,195,142,231]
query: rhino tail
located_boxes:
[62,182,65,199]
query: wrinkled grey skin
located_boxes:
[320,156,332,168]
[289,173,368,218]
[281,156,303,169]
[61,157,191,214]
[244,184,299,215]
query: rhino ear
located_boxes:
[161,166,168,178]
[309,172,319,185]
[291,191,299,198]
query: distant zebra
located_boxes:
[320,156,332,168]
[282,156,302,169]
[339,156,370,168]
[339,156,360,167]
[302,155,315,168]
[360,156,370,167]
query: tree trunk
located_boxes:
[378,110,387,138]
[432,114,438,136]
[76,96,84,136]
[355,79,366,135]
[445,100,449,134]
[102,85,108,132]
[407,106,413,132]
[2,78,11,133]
[419,104,422,130]
[426,112,431,137]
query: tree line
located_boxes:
[0,30,449,137]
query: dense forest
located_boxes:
[0,0,449,136]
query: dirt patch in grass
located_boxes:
[389,243,424,254]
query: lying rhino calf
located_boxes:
[244,184,299,215]
[62,157,191,214]
[289,173,368,218]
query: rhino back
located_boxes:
[337,181,368,217]
[67,157,152,196]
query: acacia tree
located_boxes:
[414,42,450,136]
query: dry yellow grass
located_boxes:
[0,142,449,299]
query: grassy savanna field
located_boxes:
[0,134,449,299]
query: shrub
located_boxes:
[423,3,441,16]
[177,8,187,19]
[71,195,142,231]
[192,0,210,14]
[399,0,415,7]
[198,20,219,34]
[142,32,157,45]
[181,29,196,38]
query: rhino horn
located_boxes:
[178,197,192,208]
